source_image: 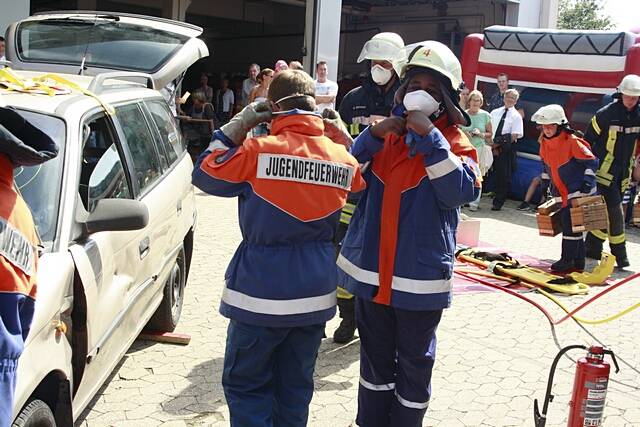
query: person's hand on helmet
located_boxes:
[220,101,273,145]
[370,116,406,140]
[322,109,353,149]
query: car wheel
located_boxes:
[12,399,56,427]
[147,246,186,332]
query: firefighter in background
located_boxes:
[192,70,365,426]
[584,74,640,268]
[532,104,598,272]
[333,32,405,343]
[0,101,58,425]
[337,41,479,427]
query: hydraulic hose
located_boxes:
[455,268,640,325]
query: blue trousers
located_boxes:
[560,205,585,263]
[355,298,442,427]
[1,293,35,427]
[222,320,325,427]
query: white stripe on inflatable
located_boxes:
[478,48,626,73]
[475,75,614,95]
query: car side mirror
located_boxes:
[83,199,149,235]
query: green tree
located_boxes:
[557,0,613,30]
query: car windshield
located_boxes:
[12,110,66,248]
[16,18,189,73]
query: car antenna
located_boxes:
[78,14,100,75]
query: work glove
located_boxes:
[220,101,272,145]
[322,109,353,149]
[404,110,446,158]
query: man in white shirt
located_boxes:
[216,77,235,125]
[314,61,339,113]
[241,63,260,107]
[489,88,524,210]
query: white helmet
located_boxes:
[357,32,405,63]
[532,104,568,125]
[617,74,640,97]
[394,41,463,90]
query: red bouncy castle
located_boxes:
[461,26,640,200]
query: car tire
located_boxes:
[12,399,56,427]
[147,246,186,332]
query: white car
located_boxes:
[2,12,208,426]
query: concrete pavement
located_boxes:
[75,193,640,426]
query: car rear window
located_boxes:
[16,18,189,73]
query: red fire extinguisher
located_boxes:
[534,345,619,427]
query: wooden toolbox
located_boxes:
[536,199,562,236]
[570,196,608,233]
[633,202,640,224]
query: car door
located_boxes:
[112,100,176,279]
[4,12,208,89]
[142,98,195,253]
[68,111,157,413]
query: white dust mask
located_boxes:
[403,90,440,117]
[371,65,393,85]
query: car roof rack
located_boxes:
[88,72,155,95]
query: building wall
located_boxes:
[515,0,558,28]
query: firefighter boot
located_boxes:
[574,241,586,271]
[551,258,575,272]
[552,237,579,272]
[610,243,630,269]
[585,232,604,260]
[333,297,356,343]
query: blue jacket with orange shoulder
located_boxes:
[0,154,39,424]
[337,117,479,311]
[192,113,366,327]
[539,131,598,207]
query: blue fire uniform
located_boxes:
[584,99,640,264]
[539,130,598,268]
[192,113,365,426]
[337,118,478,426]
